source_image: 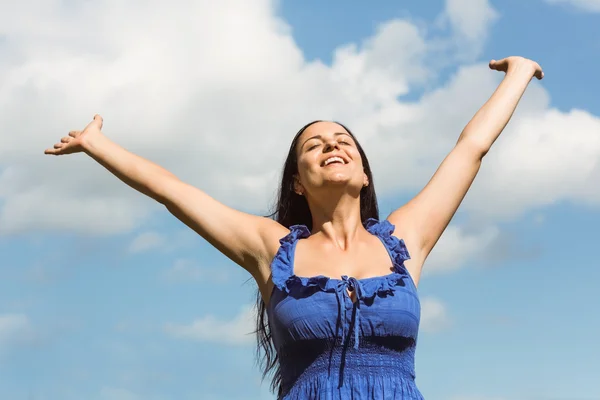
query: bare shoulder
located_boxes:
[160,179,289,285]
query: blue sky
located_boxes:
[1,0,599,399]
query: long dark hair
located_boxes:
[255,120,380,394]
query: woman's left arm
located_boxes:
[388,56,544,277]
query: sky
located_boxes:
[0,0,599,399]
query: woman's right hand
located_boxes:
[44,114,104,156]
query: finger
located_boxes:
[489,59,506,70]
[92,114,103,130]
[44,146,63,155]
[68,130,80,137]
[61,136,72,143]
[54,142,64,149]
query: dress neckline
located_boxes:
[288,225,402,283]
[269,218,415,300]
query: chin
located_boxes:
[324,175,351,185]
[322,177,361,190]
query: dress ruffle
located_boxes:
[271,218,412,300]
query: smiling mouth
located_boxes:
[322,156,347,167]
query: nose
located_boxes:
[323,138,340,152]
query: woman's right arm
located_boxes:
[45,115,288,278]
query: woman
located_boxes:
[45,56,543,399]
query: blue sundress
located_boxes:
[267,218,424,399]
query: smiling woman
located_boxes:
[270,120,378,232]
[44,56,543,399]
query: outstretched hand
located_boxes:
[489,56,544,80]
[44,114,104,156]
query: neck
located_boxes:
[307,192,364,250]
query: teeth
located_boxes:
[325,157,344,166]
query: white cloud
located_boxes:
[331,19,431,104]
[443,0,499,51]
[0,0,488,236]
[165,305,255,346]
[0,175,153,235]
[371,61,600,222]
[161,258,229,283]
[465,108,600,218]
[0,314,33,351]
[545,0,600,12]
[128,231,166,254]
[0,0,598,244]
[420,297,451,333]
[424,224,500,274]
[128,229,199,254]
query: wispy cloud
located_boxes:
[424,224,500,274]
[545,0,600,12]
[441,0,500,58]
[0,314,34,352]
[5,0,598,238]
[128,231,166,254]
[164,305,255,346]
[128,229,197,254]
[161,259,229,284]
[420,297,452,333]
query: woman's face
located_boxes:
[294,121,368,196]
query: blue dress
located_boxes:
[267,218,424,399]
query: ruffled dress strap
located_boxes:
[363,218,411,272]
[271,224,311,293]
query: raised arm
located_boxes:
[388,57,544,282]
[44,116,287,285]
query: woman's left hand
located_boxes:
[489,56,544,80]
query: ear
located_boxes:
[363,173,369,187]
[294,175,304,195]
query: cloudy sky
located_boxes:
[1,0,599,399]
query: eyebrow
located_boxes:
[300,132,352,149]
